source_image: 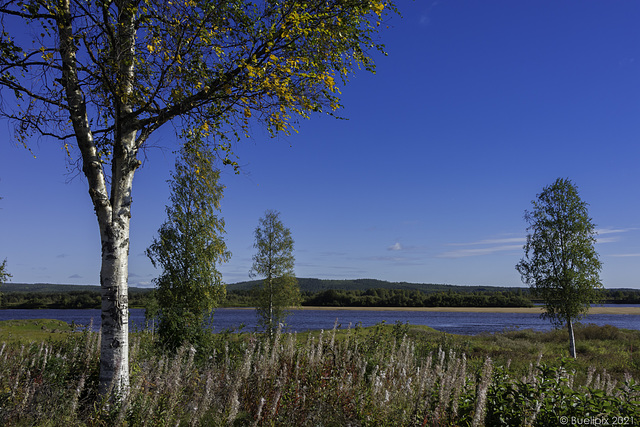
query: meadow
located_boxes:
[0,319,639,426]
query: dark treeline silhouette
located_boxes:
[2,290,153,309]
[3,283,639,309]
[301,288,534,308]
[219,288,534,308]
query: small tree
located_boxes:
[0,259,10,306]
[250,210,300,336]
[516,178,603,358]
[0,195,9,304]
[146,136,230,353]
[0,259,9,282]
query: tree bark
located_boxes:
[97,134,138,397]
[98,220,131,396]
[57,0,139,398]
[268,276,274,338]
[567,319,577,359]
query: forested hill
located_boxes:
[6,279,638,296]
[226,278,525,294]
[1,283,150,294]
[2,278,522,296]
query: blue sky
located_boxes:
[1,1,639,289]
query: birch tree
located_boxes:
[0,195,9,303]
[516,178,603,358]
[0,0,396,396]
[0,258,9,281]
[146,136,229,353]
[250,210,299,337]
[0,259,8,307]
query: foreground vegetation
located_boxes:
[1,320,639,426]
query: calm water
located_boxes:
[1,307,638,335]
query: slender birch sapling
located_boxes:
[250,210,300,337]
[0,196,9,303]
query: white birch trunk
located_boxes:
[57,0,139,398]
[568,319,577,359]
[98,138,138,397]
[99,221,131,396]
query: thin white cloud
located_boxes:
[595,227,638,244]
[448,237,525,246]
[609,253,640,258]
[596,227,638,235]
[367,255,422,266]
[438,244,523,259]
[596,236,621,244]
[388,242,402,251]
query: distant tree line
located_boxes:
[604,289,640,304]
[302,288,534,308]
[1,290,153,310]
[225,287,640,308]
[2,287,639,310]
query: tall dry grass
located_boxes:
[0,324,639,426]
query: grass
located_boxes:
[0,319,639,426]
[317,321,640,381]
[0,319,74,344]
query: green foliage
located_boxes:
[146,137,230,352]
[517,178,603,357]
[250,210,300,335]
[0,259,9,306]
[486,360,640,426]
[0,259,9,284]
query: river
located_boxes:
[1,306,639,335]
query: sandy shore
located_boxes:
[294,306,640,315]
